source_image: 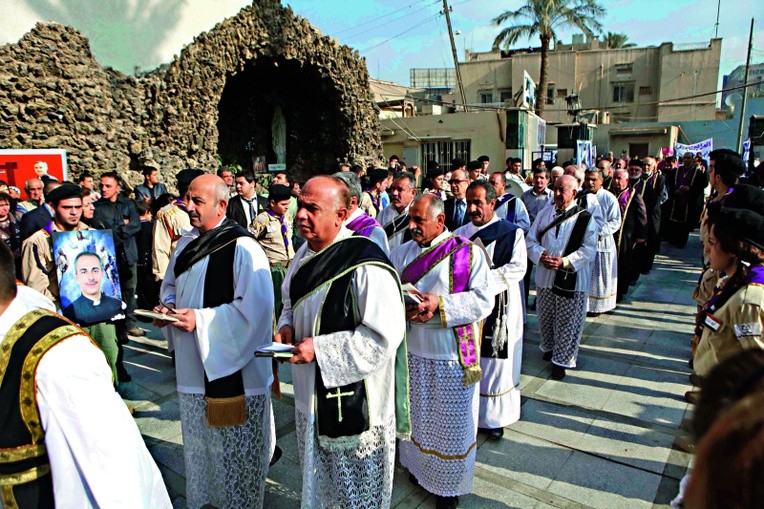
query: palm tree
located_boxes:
[604,32,636,49]
[492,0,605,118]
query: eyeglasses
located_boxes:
[450,179,468,184]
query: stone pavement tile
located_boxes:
[148,439,186,479]
[461,474,557,509]
[117,380,162,407]
[547,450,662,509]
[603,364,690,428]
[134,399,183,444]
[533,354,631,411]
[476,429,572,492]
[272,397,296,436]
[263,456,303,508]
[391,464,429,508]
[274,428,301,464]
[509,399,593,446]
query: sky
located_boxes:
[1,0,762,90]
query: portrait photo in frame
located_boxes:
[52,229,125,326]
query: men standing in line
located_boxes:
[250,184,294,317]
[444,169,470,231]
[92,171,142,382]
[227,171,267,228]
[664,152,708,248]
[154,174,275,509]
[598,159,614,191]
[521,168,554,307]
[454,182,527,441]
[631,157,665,275]
[584,168,621,316]
[17,177,44,213]
[134,162,168,203]
[392,194,492,509]
[526,175,597,380]
[377,171,417,251]
[488,172,531,231]
[1,243,171,508]
[333,171,389,254]
[610,169,647,302]
[276,176,407,508]
[217,166,236,197]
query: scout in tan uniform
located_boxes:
[250,184,294,316]
[693,208,764,378]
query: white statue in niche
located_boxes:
[271,104,287,164]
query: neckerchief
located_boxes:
[267,210,290,254]
[346,213,380,238]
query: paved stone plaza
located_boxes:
[119,236,701,508]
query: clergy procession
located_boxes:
[2,141,761,509]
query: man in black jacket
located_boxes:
[91,171,141,381]
[226,171,267,228]
[444,168,471,231]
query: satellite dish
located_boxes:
[725,93,742,113]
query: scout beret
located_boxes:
[46,183,81,203]
[176,169,206,188]
[467,160,483,171]
[718,207,764,250]
[268,184,292,202]
[722,184,764,216]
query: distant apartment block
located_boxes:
[455,37,722,124]
[721,62,764,110]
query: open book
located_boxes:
[255,342,294,358]
[401,282,423,305]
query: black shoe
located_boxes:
[408,473,421,488]
[529,300,537,311]
[487,428,504,441]
[689,373,703,386]
[117,369,132,383]
[435,495,459,509]
[269,445,282,467]
[551,365,566,380]
[542,351,552,361]
[688,358,694,369]
[586,311,601,318]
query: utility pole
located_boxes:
[714,0,720,38]
[736,18,754,153]
[442,0,468,112]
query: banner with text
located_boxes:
[674,138,713,160]
[576,140,593,168]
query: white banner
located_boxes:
[674,138,713,160]
[522,70,536,111]
[577,140,593,167]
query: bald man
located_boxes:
[154,174,276,508]
[276,175,407,507]
[526,175,598,380]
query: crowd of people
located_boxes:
[0,147,761,508]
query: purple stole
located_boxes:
[346,213,380,238]
[670,166,698,222]
[400,235,482,386]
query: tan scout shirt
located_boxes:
[152,203,191,281]
[250,210,294,265]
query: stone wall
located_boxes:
[0,0,383,187]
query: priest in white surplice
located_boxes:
[391,194,492,509]
[583,168,621,316]
[155,175,275,509]
[526,175,598,381]
[0,246,171,508]
[377,171,417,251]
[454,181,527,441]
[276,176,407,509]
[333,171,389,254]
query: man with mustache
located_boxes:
[154,174,275,509]
[610,169,647,302]
[488,172,530,231]
[276,175,407,508]
[444,169,470,231]
[391,193,492,509]
[526,175,597,380]
[453,181,527,442]
[377,171,417,251]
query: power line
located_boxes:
[359,12,442,54]
[340,0,440,41]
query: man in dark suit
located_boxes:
[226,171,268,228]
[20,180,61,240]
[444,168,471,231]
[632,157,665,275]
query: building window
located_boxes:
[546,85,555,104]
[639,86,653,95]
[612,83,635,103]
[479,91,493,103]
[499,89,512,102]
[557,88,568,98]
[421,140,471,167]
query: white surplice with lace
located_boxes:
[454,216,527,428]
[390,231,493,497]
[277,226,406,509]
[161,222,275,509]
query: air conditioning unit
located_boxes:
[598,111,611,124]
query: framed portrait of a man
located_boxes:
[52,229,125,326]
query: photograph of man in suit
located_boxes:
[62,251,124,326]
